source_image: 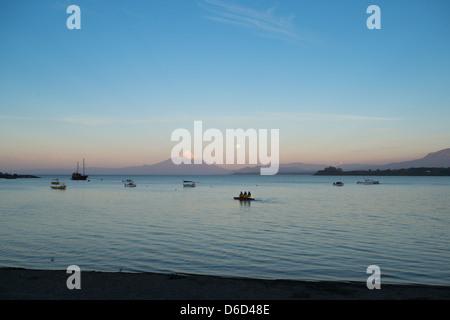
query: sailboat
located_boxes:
[72,159,88,181]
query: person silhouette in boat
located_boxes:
[240,191,243,197]
[248,191,251,197]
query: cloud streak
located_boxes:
[310,113,402,122]
[199,0,299,42]
[231,112,403,123]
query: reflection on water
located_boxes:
[0,175,449,285]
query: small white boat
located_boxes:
[183,180,196,187]
[123,179,136,187]
[357,179,380,185]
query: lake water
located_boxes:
[1,175,449,286]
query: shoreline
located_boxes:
[1,268,450,300]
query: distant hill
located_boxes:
[369,148,450,170]
[232,163,324,175]
[314,166,450,176]
[232,148,450,174]
[13,158,232,176]
[327,148,450,171]
[85,158,231,175]
[0,172,40,179]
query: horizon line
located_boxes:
[2,147,449,173]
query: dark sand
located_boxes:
[1,268,449,300]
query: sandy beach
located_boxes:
[1,267,449,300]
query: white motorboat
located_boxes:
[183,180,196,187]
[357,179,380,185]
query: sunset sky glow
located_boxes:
[1,0,449,171]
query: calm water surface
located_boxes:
[1,175,449,285]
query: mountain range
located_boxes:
[12,148,450,175]
[366,148,450,170]
[232,148,450,175]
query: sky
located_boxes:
[1,0,450,171]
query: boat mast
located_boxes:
[83,158,85,176]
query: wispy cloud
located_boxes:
[312,114,402,122]
[236,112,403,123]
[199,0,300,42]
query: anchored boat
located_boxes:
[72,159,88,181]
[50,177,67,190]
[357,179,380,185]
[183,180,196,187]
[51,184,67,190]
[123,179,136,187]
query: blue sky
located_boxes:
[1,0,450,170]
